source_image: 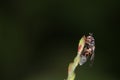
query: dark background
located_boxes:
[0,0,120,80]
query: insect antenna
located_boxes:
[89,33,93,36]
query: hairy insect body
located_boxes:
[79,33,95,66]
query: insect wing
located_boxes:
[79,55,87,66]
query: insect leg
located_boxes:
[89,50,95,66]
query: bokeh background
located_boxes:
[0,0,120,80]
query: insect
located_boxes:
[79,33,95,66]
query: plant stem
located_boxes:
[67,36,85,80]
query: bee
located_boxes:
[79,33,95,66]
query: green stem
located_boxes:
[67,36,85,80]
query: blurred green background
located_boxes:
[0,0,120,80]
